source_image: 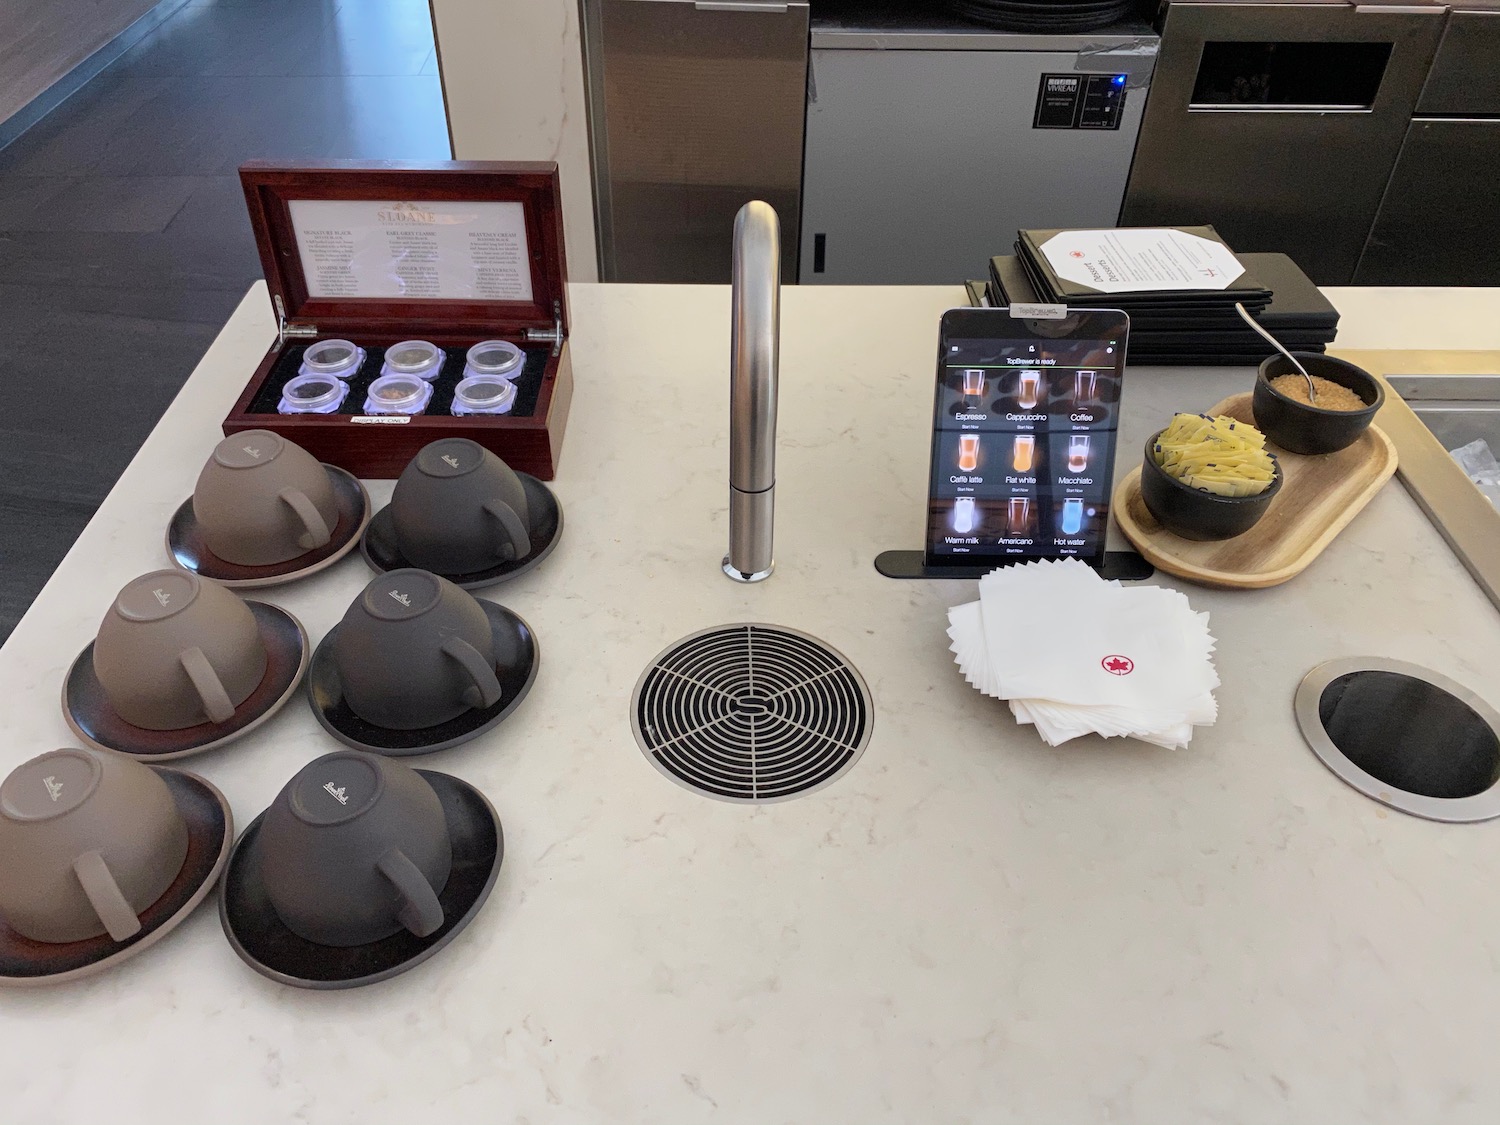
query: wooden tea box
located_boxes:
[224,159,573,479]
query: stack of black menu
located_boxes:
[986,227,1339,366]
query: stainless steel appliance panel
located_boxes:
[1418,10,1500,115]
[582,0,808,284]
[1121,3,1445,284]
[1354,118,1500,285]
[800,42,1151,284]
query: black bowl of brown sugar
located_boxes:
[1252,353,1384,455]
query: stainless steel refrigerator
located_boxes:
[799,12,1158,284]
[579,0,809,283]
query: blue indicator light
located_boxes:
[1112,75,1125,86]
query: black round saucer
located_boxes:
[63,602,310,760]
[168,465,371,588]
[219,770,502,990]
[359,472,562,590]
[0,770,232,986]
[307,600,538,756]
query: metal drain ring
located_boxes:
[631,624,873,803]
[1295,657,1500,823]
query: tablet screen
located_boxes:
[925,307,1129,568]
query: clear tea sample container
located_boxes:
[362,374,433,416]
[451,376,518,416]
[299,338,366,380]
[463,340,524,381]
[381,340,444,381]
[278,373,349,415]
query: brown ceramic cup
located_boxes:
[332,569,502,730]
[257,751,452,946]
[0,748,189,942]
[193,430,339,565]
[92,570,268,730]
[390,439,531,574]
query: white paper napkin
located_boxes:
[947,559,1218,749]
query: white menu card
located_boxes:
[288,199,534,302]
[1040,229,1245,293]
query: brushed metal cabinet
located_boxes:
[1121,3,1445,284]
[1354,119,1500,285]
[1354,9,1500,284]
[581,0,808,283]
[1418,10,1500,115]
[799,45,1150,285]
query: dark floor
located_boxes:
[0,0,450,642]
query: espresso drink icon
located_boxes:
[961,369,985,399]
[1012,434,1036,473]
[958,434,980,472]
[1016,371,1042,410]
[1007,497,1032,536]
[953,497,978,534]
[1061,498,1085,535]
[1068,434,1090,473]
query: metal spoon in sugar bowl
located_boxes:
[1236,301,1317,403]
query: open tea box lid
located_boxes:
[239,159,568,344]
[225,160,575,480]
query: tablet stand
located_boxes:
[874,549,1153,581]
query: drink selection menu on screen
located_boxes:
[927,335,1123,563]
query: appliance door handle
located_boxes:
[694,1,791,11]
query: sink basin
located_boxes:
[1368,367,1500,613]
[1388,373,1500,454]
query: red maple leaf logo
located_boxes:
[1069,250,1085,259]
[1101,655,1134,676]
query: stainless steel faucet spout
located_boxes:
[724,201,780,583]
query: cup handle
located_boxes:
[278,487,333,551]
[481,498,531,562]
[377,848,444,938]
[72,850,142,941]
[179,646,236,724]
[440,636,503,710]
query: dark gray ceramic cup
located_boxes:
[92,570,268,730]
[193,430,339,565]
[0,748,189,943]
[257,751,452,946]
[390,439,531,573]
[333,569,503,730]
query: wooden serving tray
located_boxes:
[1113,392,1398,589]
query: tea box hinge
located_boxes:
[273,294,317,344]
[525,301,566,356]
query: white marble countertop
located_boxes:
[4,282,1500,1123]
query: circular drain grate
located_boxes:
[631,624,873,803]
